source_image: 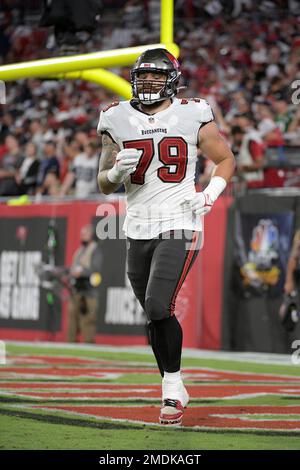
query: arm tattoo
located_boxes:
[98,133,120,172]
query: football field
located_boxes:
[0,342,300,450]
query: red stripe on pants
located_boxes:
[170,231,199,315]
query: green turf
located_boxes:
[243,415,300,421]
[2,402,300,429]
[5,343,300,377]
[7,344,156,365]
[1,342,300,450]
[1,414,300,450]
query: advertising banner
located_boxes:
[222,193,300,353]
[0,217,67,332]
[235,212,294,298]
[0,202,205,348]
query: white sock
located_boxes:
[162,371,189,405]
[163,371,181,383]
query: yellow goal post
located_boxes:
[0,0,179,99]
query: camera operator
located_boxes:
[67,224,102,343]
[284,229,300,295]
[280,228,300,331]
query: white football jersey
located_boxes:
[97,97,214,239]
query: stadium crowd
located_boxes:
[0,0,300,198]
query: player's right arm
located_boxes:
[97,132,121,195]
[98,133,142,195]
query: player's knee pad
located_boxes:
[145,295,170,322]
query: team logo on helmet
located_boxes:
[140,63,156,68]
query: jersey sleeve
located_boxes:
[195,100,214,127]
[96,110,117,143]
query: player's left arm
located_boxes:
[184,122,236,215]
[198,121,236,183]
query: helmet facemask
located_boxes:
[131,69,181,105]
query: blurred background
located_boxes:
[0,0,300,354]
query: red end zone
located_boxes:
[29,404,300,430]
[1,354,300,432]
[2,384,300,400]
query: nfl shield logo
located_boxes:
[149,117,155,123]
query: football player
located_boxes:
[97,48,235,425]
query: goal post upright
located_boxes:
[0,1,179,99]
[55,69,132,99]
[161,0,174,45]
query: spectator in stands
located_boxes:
[233,117,264,189]
[29,119,45,156]
[59,141,99,198]
[1,0,299,194]
[74,131,90,149]
[0,113,13,144]
[36,141,60,197]
[257,113,287,188]
[59,140,80,183]
[258,117,284,147]
[231,125,244,158]
[272,92,295,134]
[0,135,23,196]
[16,142,40,195]
[287,106,300,145]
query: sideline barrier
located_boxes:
[0,197,232,348]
